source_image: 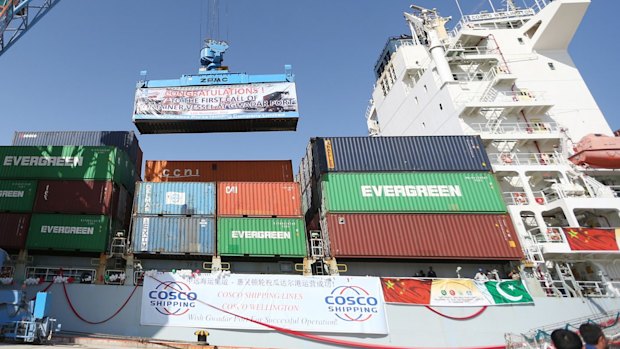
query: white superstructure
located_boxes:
[368,0,620,301]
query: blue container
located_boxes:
[12,131,143,175]
[134,182,215,215]
[131,215,215,254]
[311,136,491,175]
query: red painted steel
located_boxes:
[145,160,293,182]
[324,213,522,260]
[0,213,30,250]
[218,182,302,217]
[33,180,119,217]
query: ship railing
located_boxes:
[449,5,540,38]
[490,152,564,166]
[455,90,547,104]
[104,269,127,285]
[575,281,616,298]
[538,279,571,297]
[133,270,144,286]
[527,227,565,244]
[608,185,620,197]
[25,267,97,284]
[472,121,559,135]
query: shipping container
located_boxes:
[0,213,30,250]
[0,146,136,193]
[26,214,111,252]
[217,217,306,257]
[131,216,215,255]
[217,182,302,217]
[310,136,491,175]
[33,180,119,216]
[134,182,215,216]
[322,213,522,260]
[0,180,37,212]
[12,131,143,171]
[320,172,506,213]
[145,160,293,182]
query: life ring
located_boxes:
[547,229,561,242]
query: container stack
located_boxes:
[131,182,216,255]
[217,182,306,258]
[132,160,304,258]
[300,136,523,261]
[0,132,142,253]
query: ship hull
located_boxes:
[8,283,620,349]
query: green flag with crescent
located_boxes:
[484,280,533,304]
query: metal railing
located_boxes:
[456,90,547,104]
[472,121,559,135]
[528,227,566,244]
[489,152,564,166]
[25,267,96,284]
[449,5,540,38]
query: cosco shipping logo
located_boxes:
[148,281,197,316]
[325,286,379,322]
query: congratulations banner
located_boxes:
[381,278,533,306]
[141,272,388,334]
[133,82,298,120]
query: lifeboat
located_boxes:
[569,133,620,168]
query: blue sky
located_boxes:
[0,0,618,171]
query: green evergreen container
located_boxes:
[320,172,506,213]
[217,217,306,257]
[26,214,111,252]
[0,180,37,212]
[0,146,136,193]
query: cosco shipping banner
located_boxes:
[141,272,388,334]
[381,278,533,306]
[133,82,298,120]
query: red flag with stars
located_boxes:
[381,278,432,304]
[564,228,620,251]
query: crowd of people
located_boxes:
[412,266,522,280]
[551,323,609,349]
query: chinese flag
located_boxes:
[565,228,619,251]
[381,278,432,305]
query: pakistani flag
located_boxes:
[484,280,533,304]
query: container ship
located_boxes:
[1,0,620,348]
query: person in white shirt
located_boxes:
[474,268,489,281]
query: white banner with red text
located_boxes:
[140,272,388,334]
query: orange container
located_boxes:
[145,160,293,182]
[218,182,302,217]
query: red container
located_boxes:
[145,160,293,182]
[33,180,119,216]
[218,182,302,217]
[323,213,522,260]
[0,213,30,250]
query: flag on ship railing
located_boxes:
[381,278,534,306]
[481,280,533,304]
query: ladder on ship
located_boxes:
[554,261,582,297]
[308,230,327,276]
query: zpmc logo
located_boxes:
[148,281,198,316]
[325,286,379,322]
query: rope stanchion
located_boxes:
[148,275,504,349]
[425,306,487,321]
[62,282,139,325]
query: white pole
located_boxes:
[488,0,496,12]
[454,0,465,18]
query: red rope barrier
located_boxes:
[62,282,139,325]
[425,306,488,320]
[148,275,504,349]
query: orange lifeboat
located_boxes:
[569,133,620,168]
